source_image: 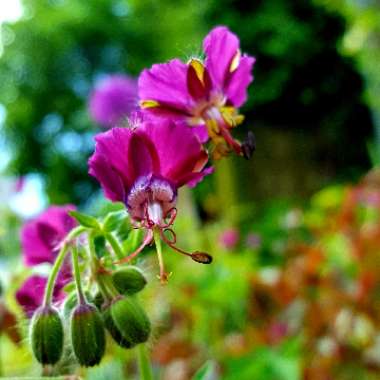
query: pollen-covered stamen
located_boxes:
[203,106,243,158]
[159,228,213,265]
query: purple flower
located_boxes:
[15,275,65,318]
[21,205,77,267]
[16,205,77,315]
[138,26,255,159]
[89,74,138,128]
[89,120,212,281]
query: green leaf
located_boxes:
[103,210,129,233]
[192,360,216,380]
[69,211,100,229]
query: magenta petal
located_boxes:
[91,128,135,192]
[89,153,126,202]
[138,59,192,114]
[21,205,76,267]
[88,74,138,128]
[203,26,240,89]
[15,275,65,318]
[192,124,209,143]
[16,275,47,317]
[185,166,214,188]
[137,121,210,187]
[89,127,157,202]
[225,55,255,107]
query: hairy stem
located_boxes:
[42,226,86,307]
[105,232,124,260]
[88,232,114,299]
[72,245,85,304]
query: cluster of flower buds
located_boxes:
[29,259,151,367]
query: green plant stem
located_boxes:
[105,232,124,260]
[153,228,165,281]
[42,226,86,307]
[72,245,85,304]
[88,232,113,299]
[137,344,153,380]
[0,336,3,377]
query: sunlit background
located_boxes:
[1,0,380,379]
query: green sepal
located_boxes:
[70,303,106,367]
[30,306,64,365]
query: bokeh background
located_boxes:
[1,0,380,379]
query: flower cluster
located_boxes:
[16,205,76,317]
[15,25,255,370]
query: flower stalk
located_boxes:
[137,344,154,380]
[42,226,86,307]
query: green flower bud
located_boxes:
[63,291,93,319]
[110,296,151,346]
[70,303,106,367]
[102,305,134,349]
[30,306,64,365]
[112,267,147,295]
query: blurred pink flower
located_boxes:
[16,205,76,316]
[89,74,138,128]
[219,228,240,249]
[15,275,65,318]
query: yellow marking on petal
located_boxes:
[229,49,241,72]
[140,100,160,109]
[189,58,205,84]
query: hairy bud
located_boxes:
[102,305,134,349]
[30,306,64,365]
[112,267,147,295]
[104,296,150,348]
[70,303,106,367]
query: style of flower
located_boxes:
[16,205,77,316]
[89,120,213,282]
[138,26,255,160]
[89,74,138,128]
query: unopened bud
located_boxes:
[191,251,213,264]
[30,306,64,365]
[102,305,134,349]
[112,267,147,295]
[70,303,106,367]
[108,296,150,347]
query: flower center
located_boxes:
[126,175,177,227]
[116,175,212,283]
